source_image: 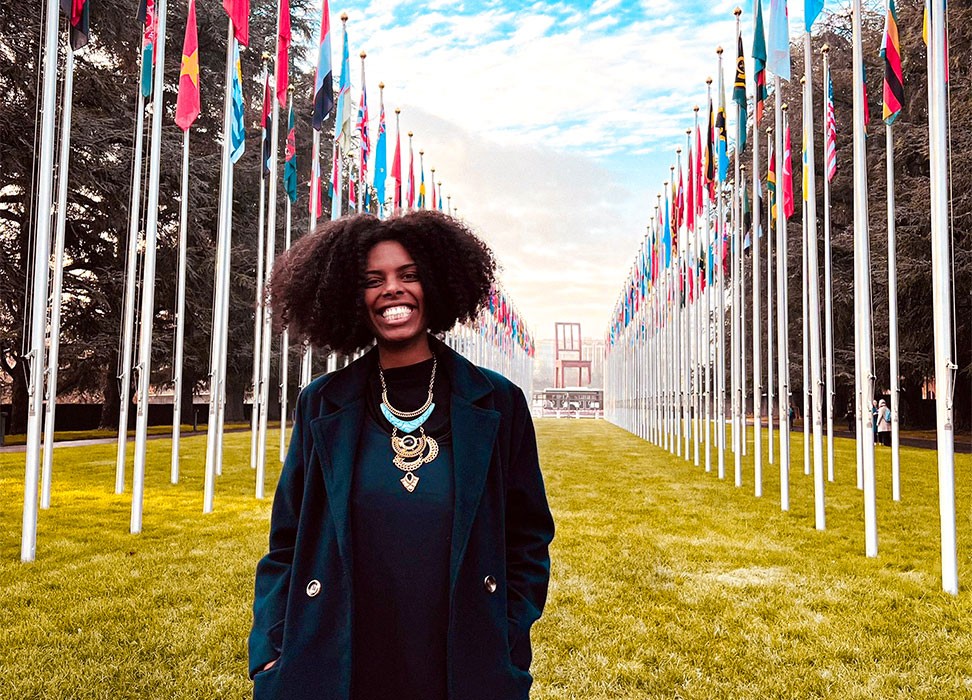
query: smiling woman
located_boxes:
[252,211,555,700]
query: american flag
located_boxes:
[825,72,837,182]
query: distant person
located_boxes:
[877,399,892,446]
[845,402,856,435]
[788,404,796,431]
[249,212,554,700]
[871,399,879,443]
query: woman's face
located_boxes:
[362,240,428,347]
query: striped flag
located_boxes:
[276,0,291,106]
[356,80,370,208]
[418,160,426,209]
[694,123,703,214]
[60,0,89,50]
[704,96,715,196]
[138,0,157,98]
[222,0,250,47]
[230,41,245,164]
[768,140,777,220]
[174,0,201,131]
[881,0,904,124]
[825,72,837,181]
[284,102,298,203]
[686,140,695,232]
[782,120,794,219]
[766,0,790,81]
[391,123,401,209]
[716,59,728,183]
[733,33,748,152]
[312,0,333,131]
[753,0,768,126]
[374,96,387,209]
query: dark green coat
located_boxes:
[249,340,554,700]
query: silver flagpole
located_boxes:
[852,0,877,556]
[927,0,957,593]
[42,39,77,510]
[776,93,790,510]
[715,53,726,481]
[257,4,286,500]
[731,19,743,486]
[822,46,835,483]
[131,0,168,534]
[701,80,712,472]
[689,125,700,468]
[280,91,294,464]
[300,127,322,393]
[250,57,270,472]
[766,126,774,468]
[804,35,825,530]
[886,118,901,501]
[752,92,762,497]
[22,0,61,562]
[800,79,811,479]
[204,22,236,514]
[358,51,366,214]
[171,126,190,484]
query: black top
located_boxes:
[350,355,454,700]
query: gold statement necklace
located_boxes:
[378,356,439,493]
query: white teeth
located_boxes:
[382,306,412,320]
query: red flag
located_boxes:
[782,122,794,219]
[391,126,402,209]
[222,0,249,47]
[175,0,201,131]
[686,143,695,232]
[276,0,291,106]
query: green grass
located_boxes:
[1,422,253,447]
[1,421,971,698]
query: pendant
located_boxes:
[400,472,419,492]
[381,402,435,433]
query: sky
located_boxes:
[303,0,847,340]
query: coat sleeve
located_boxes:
[248,389,308,678]
[505,386,555,670]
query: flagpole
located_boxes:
[250,56,270,472]
[357,51,366,214]
[688,125,700,468]
[752,101,762,496]
[927,0,957,594]
[204,21,236,515]
[800,78,811,480]
[703,79,712,474]
[41,39,77,510]
[716,49,727,481]
[21,0,61,561]
[171,127,190,485]
[776,93,789,511]
[886,117,901,502]
[131,0,168,534]
[852,0,877,556]
[280,89,295,463]
[117,28,151,496]
[766,126,774,469]
[822,46,835,483]
[257,3,287,500]
[731,12,743,486]
[804,33,825,530]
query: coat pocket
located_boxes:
[267,618,285,654]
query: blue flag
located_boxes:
[805,0,823,31]
[230,41,245,164]
[767,0,791,81]
[663,189,672,268]
[374,100,387,213]
[312,0,333,131]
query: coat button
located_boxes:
[483,575,497,594]
[306,579,322,598]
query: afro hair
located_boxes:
[268,210,497,355]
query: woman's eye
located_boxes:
[402,272,418,282]
[363,277,382,288]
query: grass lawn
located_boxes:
[1,420,971,698]
[1,422,253,447]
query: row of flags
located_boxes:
[482,285,536,358]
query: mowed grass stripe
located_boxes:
[0,420,970,698]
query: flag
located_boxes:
[261,71,272,177]
[276,0,291,106]
[753,0,768,126]
[881,0,903,124]
[138,0,157,98]
[391,122,401,209]
[766,0,790,81]
[312,0,333,131]
[175,0,201,131]
[309,157,322,219]
[284,102,298,203]
[694,123,703,214]
[782,120,794,219]
[805,0,823,31]
[686,141,695,232]
[406,141,415,208]
[431,179,437,214]
[334,20,353,151]
[60,0,89,50]
[863,62,871,131]
[768,140,777,221]
[374,96,387,210]
[348,164,356,209]
[230,41,245,164]
[222,0,249,47]
[825,71,837,181]
[704,97,715,196]
[356,79,370,209]
[716,62,728,183]
[675,166,684,239]
[418,161,426,209]
[329,144,339,199]
[733,33,748,153]
[663,188,672,268]
[802,126,808,201]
